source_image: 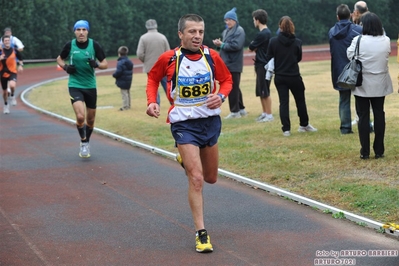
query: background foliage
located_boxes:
[1,0,398,59]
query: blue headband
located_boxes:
[73,20,89,31]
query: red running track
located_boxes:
[1,45,398,266]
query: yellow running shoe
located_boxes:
[195,229,213,253]
[176,153,185,169]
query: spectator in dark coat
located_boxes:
[112,46,133,111]
[329,4,362,134]
[213,7,247,119]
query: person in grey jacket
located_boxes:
[347,12,392,159]
[213,7,246,119]
[329,4,362,134]
[136,19,170,105]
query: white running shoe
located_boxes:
[79,142,91,158]
[258,115,274,123]
[298,124,318,132]
[256,113,267,121]
[224,112,241,119]
[239,109,248,117]
[3,104,10,114]
[11,96,17,106]
[283,131,291,137]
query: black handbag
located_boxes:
[337,35,362,89]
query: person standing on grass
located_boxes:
[352,1,368,25]
[249,9,274,123]
[329,4,362,134]
[56,20,108,158]
[0,35,23,114]
[213,7,247,119]
[136,19,170,106]
[347,12,392,160]
[351,0,374,132]
[112,46,133,111]
[265,16,317,137]
[146,14,232,253]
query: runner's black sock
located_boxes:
[86,126,93,142]
[77,124,86,140]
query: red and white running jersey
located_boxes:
[147,45,233,123]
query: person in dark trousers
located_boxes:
[329,4,362,134]
[56,20,108,158]
[113,46,133,111]
[265,16,317,137]
[351,0,374,132]
[213,7,246,119]
[347,13,392,159]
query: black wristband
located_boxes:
[217,93,225,103]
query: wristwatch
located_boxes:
[217,93,225,103]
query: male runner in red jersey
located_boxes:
[146,14,232,253]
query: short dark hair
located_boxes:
[118,46,129,56]
[2,35,10,42]
[336,4,351,20]
[361,12,384,36]
[252,9,268,25]
[178,14,204,33]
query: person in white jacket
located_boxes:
[347,12,392,160]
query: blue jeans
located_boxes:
[339,90,352,134]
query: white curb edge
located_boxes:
[20,68,397,238]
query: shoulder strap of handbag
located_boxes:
[355,35,362,59]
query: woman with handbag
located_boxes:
[347,12,393,159]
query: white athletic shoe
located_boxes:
[258,115,274,122]
[239,109,248,117]
[283,131,291,137]
[3,104,10,114]
[11,96,17,106]
[298,124,318,132]
[256,113,267,121]
[79,142,91,158]
[224,112,241,119]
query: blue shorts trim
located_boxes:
[171,116,221,148]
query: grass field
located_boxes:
[26,57,399,225]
